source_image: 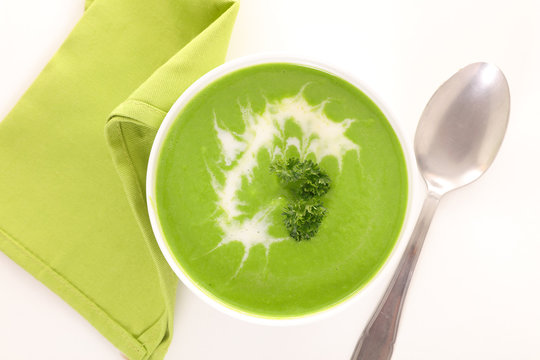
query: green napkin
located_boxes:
[0,0,238,358]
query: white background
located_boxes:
[1,0,540,359]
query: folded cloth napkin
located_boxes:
[0,0,238,358]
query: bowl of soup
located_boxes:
[146,55,412,324]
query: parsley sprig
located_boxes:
[270,157,331,241]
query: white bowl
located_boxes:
[146,54,414,325]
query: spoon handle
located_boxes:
[351,192,441,360]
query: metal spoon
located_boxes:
[351,63,510,360]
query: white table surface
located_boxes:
[1,0,540,359]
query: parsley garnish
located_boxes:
[270,157,331,241]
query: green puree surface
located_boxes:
[155,63,408,318]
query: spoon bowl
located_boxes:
[415,62,510,193]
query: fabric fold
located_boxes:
[0,0,239,358]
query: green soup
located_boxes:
[155,63,408,318]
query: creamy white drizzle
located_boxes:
[209,89,359,274]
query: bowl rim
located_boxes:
[146,53,415,326]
